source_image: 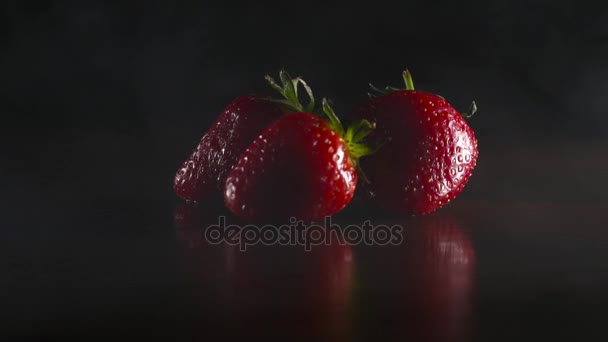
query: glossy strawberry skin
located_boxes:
[353,90,478,215]
[224,113,357,222]
[174,95,284,202]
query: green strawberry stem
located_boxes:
[370,68,478,119]
[265,70,381,182]
[402,69,415,90]
[369,69,416,95]
[323,98,381,185]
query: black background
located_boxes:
[2,1,608,202]
[2,1,608,340]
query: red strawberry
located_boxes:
[225,95,375,222]
[352,70,479,215]
[174,72,314,202]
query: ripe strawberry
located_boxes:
[352,70,478,215]
[174,71,314,202]
[225,94,375,222]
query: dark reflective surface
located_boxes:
[3,143,608,340]
[2,203,605,342]
[354,215,475,341]
[175,202,356,340]
[172,203,478,340]
[3,2,608,340]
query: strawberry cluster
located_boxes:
[174,70,478,222]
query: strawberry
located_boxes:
[352,70,478,215]
[174,72,314,202]
[224,88,375,222]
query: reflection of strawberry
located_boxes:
[225,96,376,222]
[173,202,241,327]
[352,70,478,215]
[403,215,476,341]
[173,206,355,340]
[174,71,315,202]
[173,201,230,249]
[223,244,355,340]
[361,214,475,341]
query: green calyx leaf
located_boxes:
[342,118,384,182]
[264,71,353,141]
[367,83,401,97]
[321,98,345,137]
[461,101,477,118]
[321,98,381,181]
[368,69,479,120]
[368,68,416,98]
[265,69,383,184]
[344,119,374,144]
[264,70,315,113]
